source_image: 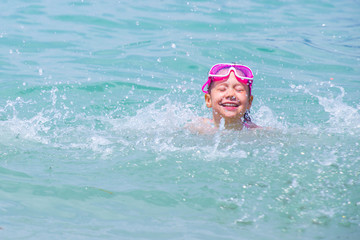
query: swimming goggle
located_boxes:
[202,63,254,95]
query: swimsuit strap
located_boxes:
[244,120,259,129]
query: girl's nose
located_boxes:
[225,88,236,98]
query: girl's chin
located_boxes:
[220,113,244,120]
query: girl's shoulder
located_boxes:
[185,117,217,134]
[201,117,214,125]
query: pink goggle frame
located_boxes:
[202,63,254,95]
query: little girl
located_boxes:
[189,63,258,134]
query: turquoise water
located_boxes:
[1,0,360,239]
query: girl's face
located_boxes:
[205,71,253,123]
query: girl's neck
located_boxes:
[213,116,244,130]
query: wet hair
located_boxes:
[207,81,213,94]
[243,110,252,122]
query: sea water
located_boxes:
[1,0,359,239]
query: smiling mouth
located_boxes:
[220,102,239,107]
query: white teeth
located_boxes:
[222,103,238,107]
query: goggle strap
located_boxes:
[202,79,211,94]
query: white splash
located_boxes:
[305,82,360,131]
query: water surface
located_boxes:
[1,0,360,239]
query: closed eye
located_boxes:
[217,86,227,91]
[235,86,245,92]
